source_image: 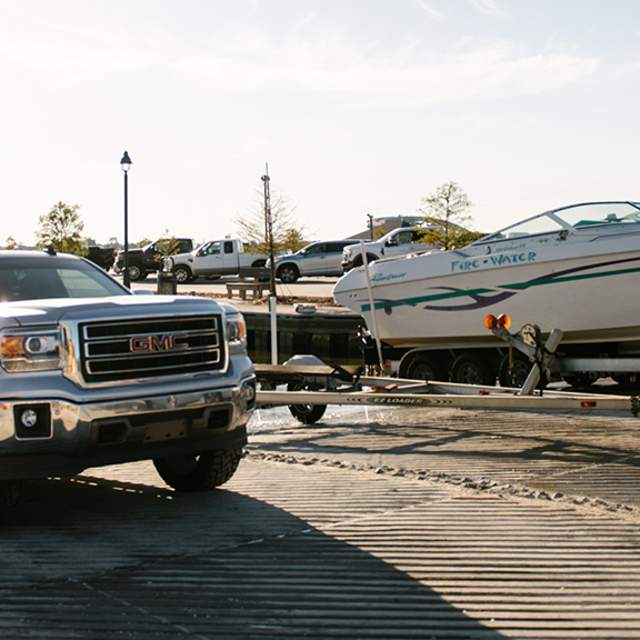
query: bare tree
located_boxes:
[4,237,17,250]
[235,190,306,254]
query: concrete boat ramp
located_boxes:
[0,402,639,638]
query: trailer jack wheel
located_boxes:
[286,382,327,424]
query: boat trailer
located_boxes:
[254,321,640,424]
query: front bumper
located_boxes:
[0,378,255,480]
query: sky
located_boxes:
[1,0,639,245]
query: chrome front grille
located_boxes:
[79,315,225,383]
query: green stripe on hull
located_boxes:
[360,264,640,313]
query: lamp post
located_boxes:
[120,151,132,287]
[367,213,374,240]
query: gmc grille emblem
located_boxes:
[129,335,188,353]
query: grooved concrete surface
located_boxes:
[3,404,640,639]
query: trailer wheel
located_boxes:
[404,353,444,382]
[498,354,549,389]
[562,373,594,388]
[451,352,495,386]
[153,449,243,492]
[287,382,327,424]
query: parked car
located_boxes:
[271,240,354,283]
[341,226,435,272]
[172,239,267,283]
[115,238,194,282]
[87,245,117,271]
[0,249,255,510]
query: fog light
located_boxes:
[14,404,52,439]
[242,380,256,410]
[20,409,38,428]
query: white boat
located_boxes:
[333,201,640,382]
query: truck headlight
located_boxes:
[0,328,64,372]
[226,314,247,354]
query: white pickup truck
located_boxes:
[172,239,268,283]
[341,226,436,272]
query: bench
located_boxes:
[226,281,270,300]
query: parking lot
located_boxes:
[3,403,640,639]
[129,275,338,301]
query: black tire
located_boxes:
[499,353,549,389]
[277,264,299,283]
[451,352,495,386]
[287,382,326,424]
[127,265,145,281]
[403,353,444,382]
[353,254,378,268]
[153,448,243,492]
[562,373,594,388]
[173,265,193,283]
[0,481,22,521]
[612,373,637,385]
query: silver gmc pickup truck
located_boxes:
[0,250,255,508]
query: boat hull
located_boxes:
[333,249,640,348]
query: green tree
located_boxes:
[418,182,476,250]
[235,191,306,255]
[36,202,88,255]
[281,228,307,252]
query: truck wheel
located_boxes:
[277,264,299,283]
[0,481,22,520]
[174,265,193,283]
[127,265,145,281]
[451,352,495,386]
[153,448,243,492]
[404,353,444,382]
[287,382,326,424]
[353,254,377,268]
[251,259,266,268]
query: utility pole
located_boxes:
[367,213,374,241]
[261,164,276,297]
[262,163,278,365]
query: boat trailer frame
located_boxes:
[254,323,640,424]
[255,365,640,424]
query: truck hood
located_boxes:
[0,294,228,328]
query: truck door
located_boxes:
[222,240,237,274]
[196,241,224,275]
[387,230,414,257]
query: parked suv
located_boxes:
[272,240,353,283]
[0,250,255,509]
[115,238,194,282]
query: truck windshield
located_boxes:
[0,257,129,302]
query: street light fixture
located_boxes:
[120,151,132,287]
[367,213,374,241]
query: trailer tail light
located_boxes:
[483,313,511,330]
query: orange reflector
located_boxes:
[580,401,597,409]
[483,314,498,330]
[0,336,24,358]
[497,313,511,329]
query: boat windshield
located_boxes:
[554,202,640,227]
[476,201,640,244]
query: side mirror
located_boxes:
[386,238,398,247]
